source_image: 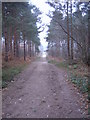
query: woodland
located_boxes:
[1,0,90,118]
[2,2,41,62]
[46,1,90,66]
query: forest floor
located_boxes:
[2,57,34,88]
[2,57,88,118]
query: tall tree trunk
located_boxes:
[16,33,20,58]
[14,27,16,57]
[23,34,26,61]
[16,39,19,58]
[71,1,73,60]
[32,42,33,57]
[28,41,32,57]
[67,2,70,59]
[88,6,90,66]
[51,46,53,57]
[28,41,30,57]
[32,42,35,57]
[10,27,13,59]
[34,44,36,56]
[30,41,32,57]
[4,27,8,62]
[18,37,20,58]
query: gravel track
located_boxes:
[2,58,87,118]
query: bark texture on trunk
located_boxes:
[23,34,26,61]
[4,27,8,62]
[71,1,73,60]
[67,2,70,59]
[14,27,16,57]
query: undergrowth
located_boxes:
[2,62,27,88]
[48,59,88,94]
[70,73,88,93]
[48,60,68,68]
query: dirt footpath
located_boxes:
[2,58,87,118]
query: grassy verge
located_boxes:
[70,73,88,93]
[48,58,89,114]
[68,62,88,94]
[2,59,29,88]
[48,58,88,94]
[48,60,68,68]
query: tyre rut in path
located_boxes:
[2,58,87,118]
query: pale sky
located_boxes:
[29,0,54,51]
